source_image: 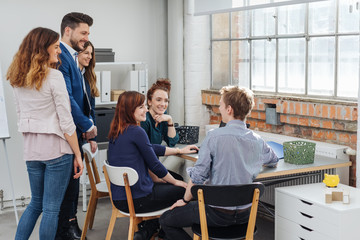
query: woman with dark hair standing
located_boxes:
[7,27,83,240]
[108,91,198,239]
[78,41,99,153]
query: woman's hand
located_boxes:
[153,114,172,127]
[73,154,84,179]
[180,145,199,154]
[173,179,187,188]
[149,170,166,183]
[170,199,187,210]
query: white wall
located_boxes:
[184,0,211,134]
[0,0,168,203]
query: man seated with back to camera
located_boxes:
[159,85,279,240]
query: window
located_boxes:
[211,0,359,99]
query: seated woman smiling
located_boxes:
[107,91,198,239]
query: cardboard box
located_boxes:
[111,90,125,102]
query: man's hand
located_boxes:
[89,140,97,153]
[84,126,97,140]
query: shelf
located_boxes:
[95,101,117,107]
[96,61,146,66]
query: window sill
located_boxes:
[201,89,357,106]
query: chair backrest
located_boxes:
[191,182,265,207]
[103,160,139,217]
[82,143,99,162]
[191,182,265,240]
[103,160,139,186]
[82,143,100,187]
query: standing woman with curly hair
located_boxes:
[6,27,83,240]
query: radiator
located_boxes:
[259,169,336,206]
[255,131,350,206]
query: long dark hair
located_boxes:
[108,91,145,140]
[81,41,99,97]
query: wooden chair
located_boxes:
[191,182,265,240]
[81,143,109,240]
[103,160,170,240]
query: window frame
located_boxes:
[210,0,359,101]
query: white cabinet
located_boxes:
[94,62,148,106]
[275,183,360,240]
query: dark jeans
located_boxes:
[159,202,250,240]
[114,182,185,213]
[57,138,85,230]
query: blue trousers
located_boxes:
[15,154,73,240]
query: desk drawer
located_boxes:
[276,191,339,236]
[276,191,338,222]
[276,216,336,240]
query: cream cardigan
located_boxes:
[13,68,76,139]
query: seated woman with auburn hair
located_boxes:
[107,91,198,239]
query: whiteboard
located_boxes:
[0,64,10,139]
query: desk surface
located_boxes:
[178,152,351,179]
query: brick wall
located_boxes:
[202,90,358,186]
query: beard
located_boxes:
[70,38,83,52]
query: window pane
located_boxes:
[309,0,336,34]
[278,38,306,93]
[252,8,276,36]
[278,4,305,34]
[231,11,249,38]
[212,13,229,39]
[337,36,359,98]
[308,37,335,96]
[251,39,276,91]
[232,40,250,88]
[212,41,229,89]
[338,1,360,33]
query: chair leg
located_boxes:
[81,193,95,240]
[105,208,118,240]
[89,197,98,229]
[128,217,137,240]
[193,233,200,240]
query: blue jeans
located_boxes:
[15,154,73,240]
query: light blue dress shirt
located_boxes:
[187,120,278,186]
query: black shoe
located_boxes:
[158,228,165,239]
[133,219,160,240]
[133,228,149,240]
[66,219,84,240]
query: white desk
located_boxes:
[275,183,360,240]
[178,152,351,180]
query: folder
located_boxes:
[95,71,101,104]
[267,141,284,159]
[101,71,111,102]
